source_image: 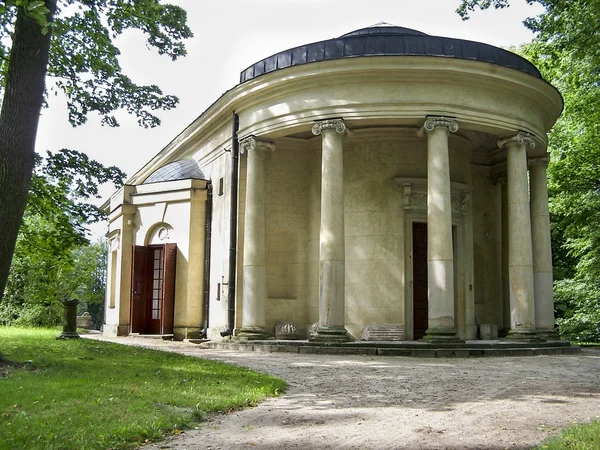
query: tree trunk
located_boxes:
[0,1,57,301]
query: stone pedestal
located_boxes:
[238,137,275,340]
[422,117,461,342]
[57,299,80,340]
[310,119,349,343]
[499,133,538,340]
[529,156,557,338]
[479,324,498,340]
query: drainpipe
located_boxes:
[199,181,213,339]
[221,112,239,337]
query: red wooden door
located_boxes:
[131,245,152,333]
[413,222,428,340]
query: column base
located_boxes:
[422,327,463,343]
[236,327,272,341]
[506,328,544,341]
[173,327,202,341]
[536,329,559,340]
[57,332,80,340]
[309,326,350,343]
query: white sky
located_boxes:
[34,0,544,238]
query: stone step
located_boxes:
[359,325,405,341]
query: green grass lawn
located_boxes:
[535,421,600,450]
[0,327,287,450]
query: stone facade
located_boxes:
[103,25,562,343]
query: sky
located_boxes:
[33,0,545,238]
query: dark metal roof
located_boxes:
[240,24,541,83]
[340,23,427,37]
[143,159,206,184]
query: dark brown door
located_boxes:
[413,222,428,340]
[131,245,152,333]
[131,244,177,335]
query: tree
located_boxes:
[1,149,124,326]
[0,0,192,301]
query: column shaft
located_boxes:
[500,133,537,339]
[238,137,274,340]
[423,117,460,342]
[530,158,556,337]
[311,119,349,342]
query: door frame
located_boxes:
[129,243,177,335]
[403,211,464,341]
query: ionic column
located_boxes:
[498,133,537,339]
[238,136,275,340]
[422,117,461,342]
[310,119,349,342]
[529,156,556,338]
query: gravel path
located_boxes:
[85,335,600,450]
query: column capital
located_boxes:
[239,136,275,154]
[422,116,459,134]
[312,119,347,136]
[528,155,549,168]
[497,132,536,149]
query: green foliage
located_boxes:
[535,420,600,450]
[517,4,600,308]
[554,279,600,343]
[1,241,109,327]
[0,0,193,127]
[0,1,51,31]
[456,0,512,20]
[0,328,287,450]
[1,150,123,326]
[72,241,108,328]
[13,149,124,262]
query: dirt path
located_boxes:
[86,336,600,449]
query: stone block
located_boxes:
[533,347,563,356]
[298,346,316,354]
[479,324,498,340]
[359,325,404,341]
[377,348,411,357]
[345,236,369,261]
[498,348,534,357]
[410,349,436,358]
[367,235,401,260]
[254,344,275,353]
[355,347,378,355]
[76,313,93,329]
[275,321,304,340]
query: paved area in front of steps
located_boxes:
[84,334,600,450]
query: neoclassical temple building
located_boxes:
[103,24,562,343]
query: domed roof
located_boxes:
[240,23,541,83]
[143,159,206,184]
[340,22,428,37]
